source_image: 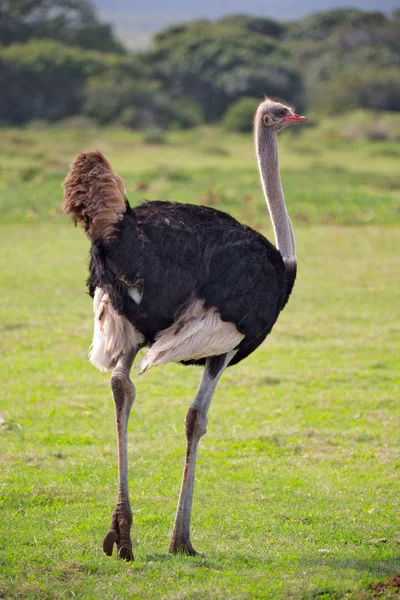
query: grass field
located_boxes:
[0,121,399,599]
[0,116,399,227]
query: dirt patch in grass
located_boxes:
[371,573,400,596]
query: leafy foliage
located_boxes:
[0,0,124,52]
[217,14,286,38]
[0,40,130,123]
[151,20,303,121]
[85,74,203,129]
[313,68,400,113]
[285,9,389,41]
[285,9,400,112]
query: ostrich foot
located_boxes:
[103,509,133,561]
[168,538,204,557]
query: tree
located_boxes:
[284,9,400,112]
[151,20,303,121]
[285,9,388,42]
[0,0,125,53]
[84,73,204,129]
[313,68,400,113]
[218,14,285,39]
[0,39,125,123]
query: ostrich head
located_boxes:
[254,98,307,133]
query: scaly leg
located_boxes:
[103,349,137,561]
[168,351,236,555]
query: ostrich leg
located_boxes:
[169,350,236,555]
[103,349,137,561]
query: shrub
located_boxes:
[55,115,97,129]
[222,97,259,132]
[142,129,167,144]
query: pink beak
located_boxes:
[283,113,307,124]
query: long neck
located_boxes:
[255,126,296,269]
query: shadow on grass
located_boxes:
[144,552,226,571]
[261,376,281,386]
[296,554,399,577]
[144,550,276,571]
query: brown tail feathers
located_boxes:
[63,150,126,243]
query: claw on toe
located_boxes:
[168,541,204,557]
[103,528,134,561]
[103,529,118,556]
[118,546,134,561]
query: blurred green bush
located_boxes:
[222,97,259,132]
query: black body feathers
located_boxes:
[87,200,296,367]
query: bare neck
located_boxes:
[255,125,296,268]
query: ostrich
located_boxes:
[63,98,306,560]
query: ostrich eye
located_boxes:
[279,108,288,117]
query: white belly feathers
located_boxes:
[89,287,244,374]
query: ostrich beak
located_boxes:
[283,113,307,124]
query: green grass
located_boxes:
[0,120,399,226]
[0,123,400,599]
